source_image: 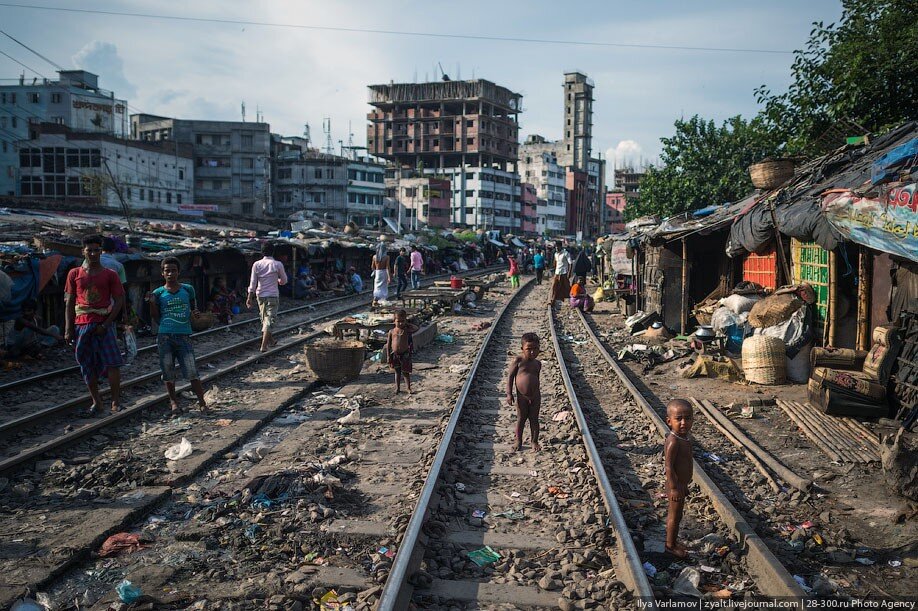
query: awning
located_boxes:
[511,238,526,248]
[488,239,506,248]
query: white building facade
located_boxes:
[421,166,521,234]
[0,70,128,197]
[18,124,192,212]
[519,146,567,236]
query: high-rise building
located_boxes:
[561,72,593,171]
[131,115,270,218]
[518,135,566,236]
[614,166,644,205]
[366,79,523,230]
[1,70,128,197]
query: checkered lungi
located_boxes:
[74,322,124,383]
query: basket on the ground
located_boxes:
[191,311,217,332]
[742,335,786,385]
[748,159,795,190]
[305,339,366,383]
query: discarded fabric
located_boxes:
[642,561,657,577]
[98,532,148,557]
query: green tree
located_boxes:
[626,115,783,220]
[756,0,918,153]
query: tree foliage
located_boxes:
[625,115,783,220]
[756,0,918,153]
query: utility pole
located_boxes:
[103,157,134,232]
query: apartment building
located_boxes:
[519,135,566,236]
[131,115,270,218]
[396,176,451,229]
[520,182,538,235]
[1,70,128,197]
[18,123,192,212]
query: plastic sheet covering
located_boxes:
[823,186,918,264]
[728,196,843,257]
[0,258,39,322]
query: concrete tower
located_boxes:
[561,72,593,171]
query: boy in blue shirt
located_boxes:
[150,257,208,415]
[349,266,363,294]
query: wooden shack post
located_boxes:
[856,246,872,350]
[827,250,838,346]
[681,238,689,335]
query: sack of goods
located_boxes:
[748,293,803,328]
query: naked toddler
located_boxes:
[664,398,694,558]
[386,309,418,394]
[506,332,542,452]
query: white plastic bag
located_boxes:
[720,293,760,314]
[164,437,193,461]
[122,325,138,366]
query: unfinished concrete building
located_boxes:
[561,72,593,171]
[367,80,523,230]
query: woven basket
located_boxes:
[742,335,786,385]
[191,311,217,332]
[749,159,795,190]
[305,340,366,383]
[748,293,803,328]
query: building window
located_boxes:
[28,92,39,103]
[466,120,473,127]
[314,168,322,179]
[325,168,333,179]
[178,169,184,180]
[51,93,62,104]
[465,190,475,197]
[126,187,132,200]
[242,202,254,215]
[166,192,172,204]
[241,180,253,193]
[11,117,17,128]
[348,192,357,203]
[241,134,253,147]
[10,93,15,104]
[242,157,254,169]
[277,168,292,179]
[148,189,153,201]
[0,93,5,104]
[157,191,162,203]
[139,189,145,201]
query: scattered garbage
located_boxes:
[467,545,501,567]
[547,485,569,499]
[740,404,755,418]
[702,452,725,463]
[472,509,487,519]
[10,599,43,611]
[552,410,571,422]
[239,441,273,462]
[643,561,658,577]
[337,408,361,425]
[98,532,149,557]
[889,559,902,567]
[377,546,395,558]
[454,482,466,492]
[672,566,702,598]
[164,437,193,461]
[855,557,875,565]
[116,580,143,603]
[214,418,234,426]
[493,509,525,520]
[435,333,456,344]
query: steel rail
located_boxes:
[548,305,657,606]
[576,309,807,601]
[0,267,501,475]
[0,268,498,441]
[376,277,535,611]
[0,266,501,394]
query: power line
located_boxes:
[0,28,62,70]
[0,3,794,55]
[0,47,42,76]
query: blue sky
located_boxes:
[0,1,843,182]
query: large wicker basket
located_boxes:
[305,340,366,383]
[742,335,786,385]
[748,159,795,190]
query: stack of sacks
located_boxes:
[750,284,817,383]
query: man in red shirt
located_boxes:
[65,234,125,414]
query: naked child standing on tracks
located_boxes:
[664,398,694,558]
[506,332,542,452]
[386,309,418,395]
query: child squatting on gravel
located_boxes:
[506,332,542,452]
[664,398,694,558]
[386,309,418,395]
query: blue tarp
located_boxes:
[872,138,918,184]
[0,258,40,322]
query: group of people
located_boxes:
[370,242,425,306]
[505,243,597,313]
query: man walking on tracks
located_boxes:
[246,241,287,353]
[409,245,424,289]
[64,234,125,415]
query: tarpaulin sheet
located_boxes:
[0,257,39,321]
[823,185,918,264]
[609,240,632,275]
[872,138,918,184]
[727,196,842,257]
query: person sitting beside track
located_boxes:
[5,298,61,359]
[569,276,595,312]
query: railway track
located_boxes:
[0,267,498,475]
[377,284,651,610]
[561,306,807,602]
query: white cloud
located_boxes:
[72,41,137,99]
[608,140,643,167]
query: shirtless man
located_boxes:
[386,309,418,395]
[506,332,543,452]
[664,398,694,558]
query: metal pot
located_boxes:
[694,326,716,341]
